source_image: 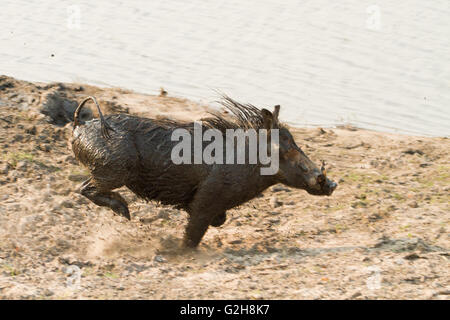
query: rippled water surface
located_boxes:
[1,0,449,136]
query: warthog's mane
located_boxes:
[146,95,280,133]
[202,95,281,133]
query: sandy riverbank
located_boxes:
[0,75,448,299]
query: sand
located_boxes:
[0,75,448,299]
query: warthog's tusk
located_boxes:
[321,160,327,177]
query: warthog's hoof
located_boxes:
[210,213,226,227]
[112,204,131,220]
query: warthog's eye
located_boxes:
[299,163,308,172]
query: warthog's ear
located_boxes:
[261,108,273,129]
[272,105,280,125]
[262,106,280,129]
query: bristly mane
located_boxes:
[149,95,277,132]
[201,95,268,132]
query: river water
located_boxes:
[1,0,449,136]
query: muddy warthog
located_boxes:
[71,96,337,247]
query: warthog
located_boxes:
[71,96,337,247]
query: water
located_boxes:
[1,0,449,136]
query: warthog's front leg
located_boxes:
[210,212,227,227]
[79,178,130,220]
[183,211,226,247]
[183,213,213,248]
[183,177,228,247]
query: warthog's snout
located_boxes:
[305,167,338,196]
[328,180,338,194]
[321,176,338,196]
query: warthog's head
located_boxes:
[261,106,337,196]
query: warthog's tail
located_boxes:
[73,96,115,139]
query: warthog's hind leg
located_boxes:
[79,178,130,220]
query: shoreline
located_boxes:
[2,75,447,139]
[0,75,448,299]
